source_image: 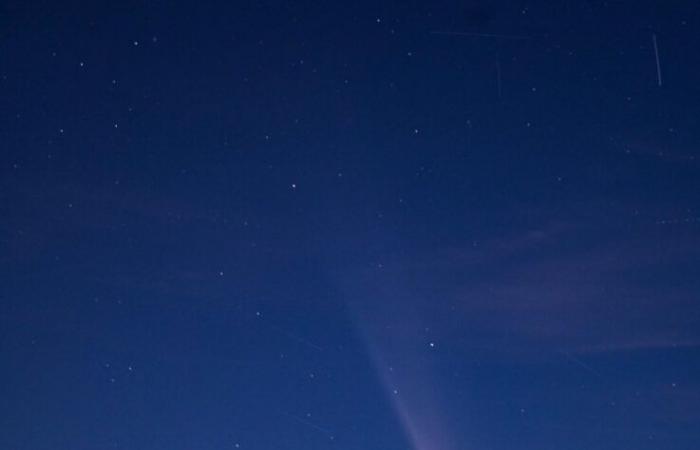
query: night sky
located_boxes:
[2,1,700,449]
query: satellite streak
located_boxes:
[496,59,503,99]
[431,30,532,40]
[281,411,334,437]
[652,33,662,87]
[560,351,603,379]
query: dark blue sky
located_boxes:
[2,1,700,449]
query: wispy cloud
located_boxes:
[342,214,700,357]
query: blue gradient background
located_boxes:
[2,1,700,449]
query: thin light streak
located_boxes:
[496,59,503,99]
[431,30,532,40]
[280,410,334,438]
[652,33,662,87]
